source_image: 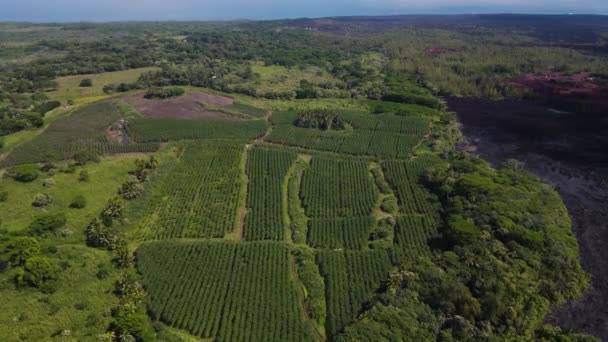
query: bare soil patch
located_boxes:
[122,92,238,120]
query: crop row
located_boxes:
[316,250,392,338]
[127,118,267,143]
[137,240,315,342]
[266,110,429,159]
[393,214,439,260]
[381,156,444,214]
[0,101,159,166]
[139,140,244,239]
[301,157,377,218]
[244,147,297,241]
[307,217,373,250]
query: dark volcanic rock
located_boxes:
[448,96,608,340]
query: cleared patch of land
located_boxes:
[122,92,238,120]
[49,67,159,103]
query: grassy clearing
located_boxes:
[49,67,159,103]
[249,62,338,93]
[0,154,146,239]
[0,245,118,341]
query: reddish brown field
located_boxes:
[123,92,237,120]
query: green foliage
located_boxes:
[0,101,160,167]
[245,147,297,240]
[137,240,316,340]
[0,191,7,202]
[31,193,52,207]
[33,100,61,115]
[382,78,444,110]
[136,141,244,239]
[3,236,41,266]
[5,164,39,182]
[100,197,124,227]
[73,150,100,165]
[78,170,90,182]
[69,195,87,209]
[127,117,267,143]
[28,212,67,235]
[380,196,398,214]
[294,109,350,130]
[302,157,377,218]
[294,247,326,333]
[267,109,431,158]
[382,155,445,214]
[118,176,145,200]
[317,249,392,338]
[79,78,93,87]
[16,255,60,292]
[287,157,309,244]
[85,218,114,248]
[144,86,185,99]
[347,154,590,340]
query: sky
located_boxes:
[1,0,607,22]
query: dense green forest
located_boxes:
[0,17,604,341]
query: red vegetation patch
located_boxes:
[510,72,608,115]
[123,92,237,120]
[425,47,453,55]
[510,72,600,96]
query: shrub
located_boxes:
[34,100,61,115]
[29,212,67,235]
[380,196,399,214]
[8,237,41,266]
[100,197,125,227]
[42,178,56,187]
[32,193,52,207]
[78,170,90,182]
[79,79,93,87]
[6,164,39,182]
[73,150,100,165]
[16,255,60,292]
[118,176,145,200]
[85,218,114,248]
[144,86,185,99]
[294,109,350,130]
[103,84,116,94]
[69,195,87,209]
[0,191,7,202]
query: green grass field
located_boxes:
[49,67,158,103]
[0,155,147,238]
[0,245,119,341]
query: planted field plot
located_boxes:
[381,156,444,214]
[317,250,391,338]
[308,217,374,250]
[1,101,160,167]
[138,141,244,239]
[393,215,439,259]
[138,240,315,341]
[301,157,377,218]
[244,147,297,241]
[127,118,267,143]
[266,110,430,158]
[302,157,377,249]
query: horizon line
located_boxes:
[1,12,607,24]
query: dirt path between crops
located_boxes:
[448,97,608,340]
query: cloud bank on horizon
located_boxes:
[1,0,607,22]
